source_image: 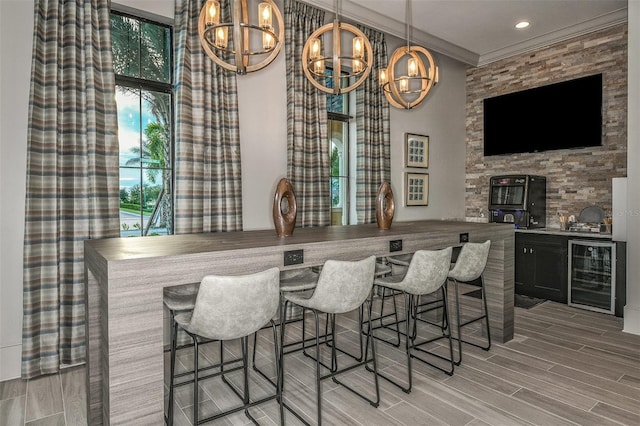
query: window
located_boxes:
[327,71,351,226]
[111,12,173,236]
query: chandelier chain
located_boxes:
[406,0,412,50]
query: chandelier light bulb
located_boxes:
[353,59,362,74]
[353,37,363,58]
[399,77,409,93]
[408,58,418,77]
[263,32,274,50]
[310,38,321,60]
[259,3,272,29]
[379,68,388,85]
[215,26,228,48]
[205,0,220,25]
[313,59,325,74]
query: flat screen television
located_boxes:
[483,74,603,156]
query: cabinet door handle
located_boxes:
[523,247,527,254]
[530,248,534,254]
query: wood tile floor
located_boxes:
[2,284,639,425]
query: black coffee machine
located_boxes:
[488,175,546,229]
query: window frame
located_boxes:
[111,10,175,237]
[327,71,353,225]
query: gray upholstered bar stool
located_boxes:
[252,267,320,382]
[254,262,391,385]
[448,240,492,365]
[282,263,389,366]
[280,256,380,426]
[371,248,455,393]
[167,268,282,426]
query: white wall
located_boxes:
[237,53,289,230]
[0,0,466,380]
[238,4,468,230]
[0,0,33,382]
[624,1,640,334]
[385,35,467,222]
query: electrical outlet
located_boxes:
[459,233,469,243]
[284,249,304,266]
[389,240,402,252]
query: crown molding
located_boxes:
[477,8,628,66]
[299,1,627,68]
[300,0,479,65]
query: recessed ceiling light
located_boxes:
[515,21,530,29]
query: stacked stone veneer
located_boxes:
[465,24,627,228]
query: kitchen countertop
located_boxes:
[516,227,613,239]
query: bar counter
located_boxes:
[84,220,514,424]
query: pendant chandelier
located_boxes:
[198,0,284,74]
[379,0,439,109]
[302,0,373,95]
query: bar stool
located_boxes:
[258,263,389,372]
[252,267,320,384]
[168,268,282,425]
[448,240,492,365]
[371,248,455,393]
[283,265,380,354]
[280,256,379,426]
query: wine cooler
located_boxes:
[568,240,616,314]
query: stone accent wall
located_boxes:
[465,24,627,228]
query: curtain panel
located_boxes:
[284,0,330,227]
[174,0,243,233]
[355,26,390,224]
[22,0,121,379]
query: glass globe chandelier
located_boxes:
[198,0,284,74]
[379,0,439,109]
[302,0,373,95]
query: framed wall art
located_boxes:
[405,133,429,168]
[405,172,429,206]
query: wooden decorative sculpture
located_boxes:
[376,181,395,230]
[273,178,297,236]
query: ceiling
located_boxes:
[309,0,628,66]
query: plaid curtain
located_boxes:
[174,0,243,233]
[22,0,120,379]
[355,26,390,224]
[285,0,330,227]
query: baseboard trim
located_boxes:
[623,304,640,335]
[0,344,22,382]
